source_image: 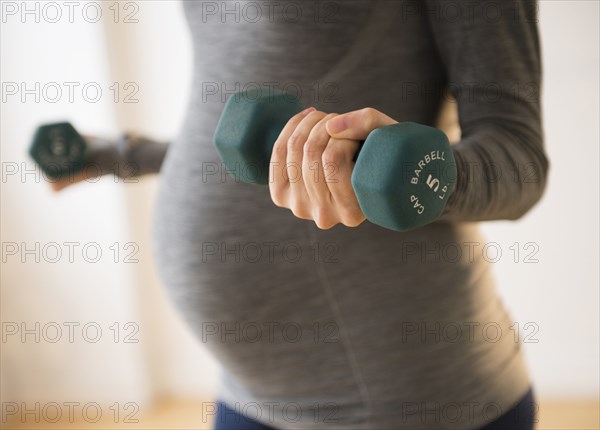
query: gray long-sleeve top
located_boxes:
[123,1,550,429]
[116,1,548,223]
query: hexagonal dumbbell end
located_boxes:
[352,122,457,232]
[214,88,303,184]
[29,122,87,179]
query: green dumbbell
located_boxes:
[214,88,457,232]
[29,122,87,179]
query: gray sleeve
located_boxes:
[425,0,550,221]
[88,134,169,179]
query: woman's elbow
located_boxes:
[507,145,550,221]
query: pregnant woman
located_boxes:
[57,1,549,429]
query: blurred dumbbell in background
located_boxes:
[29,122,168,190]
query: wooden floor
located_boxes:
[2,398,599,429]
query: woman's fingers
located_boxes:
[286,110,328,219]
[268,108,370,229]
[302,113,339,229]
[323,138,366,227]
[269,107,315,208]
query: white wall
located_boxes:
[1,0,598,414]
[0,0,151,407]
[0,0,218,410]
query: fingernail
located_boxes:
[301,107,316,115]
[327,115,348,134]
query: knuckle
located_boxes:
[269,186,287,208]
[337,202,364,227]
[271,195,285,208]
[322,146,345,168]
[339,210,364,227]
[303,138,322,158]
[290,202,311,220]
[272,141,287,159]
[287,133,304,152]
[360,107,378,129]
[316,219,337,230]
[313,208,336,230]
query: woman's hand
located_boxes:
[268,107,399,229]
[49,169,98,192]
[268,108,366,229]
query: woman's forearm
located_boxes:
[88,134,169,179]
[443,120,549,222]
